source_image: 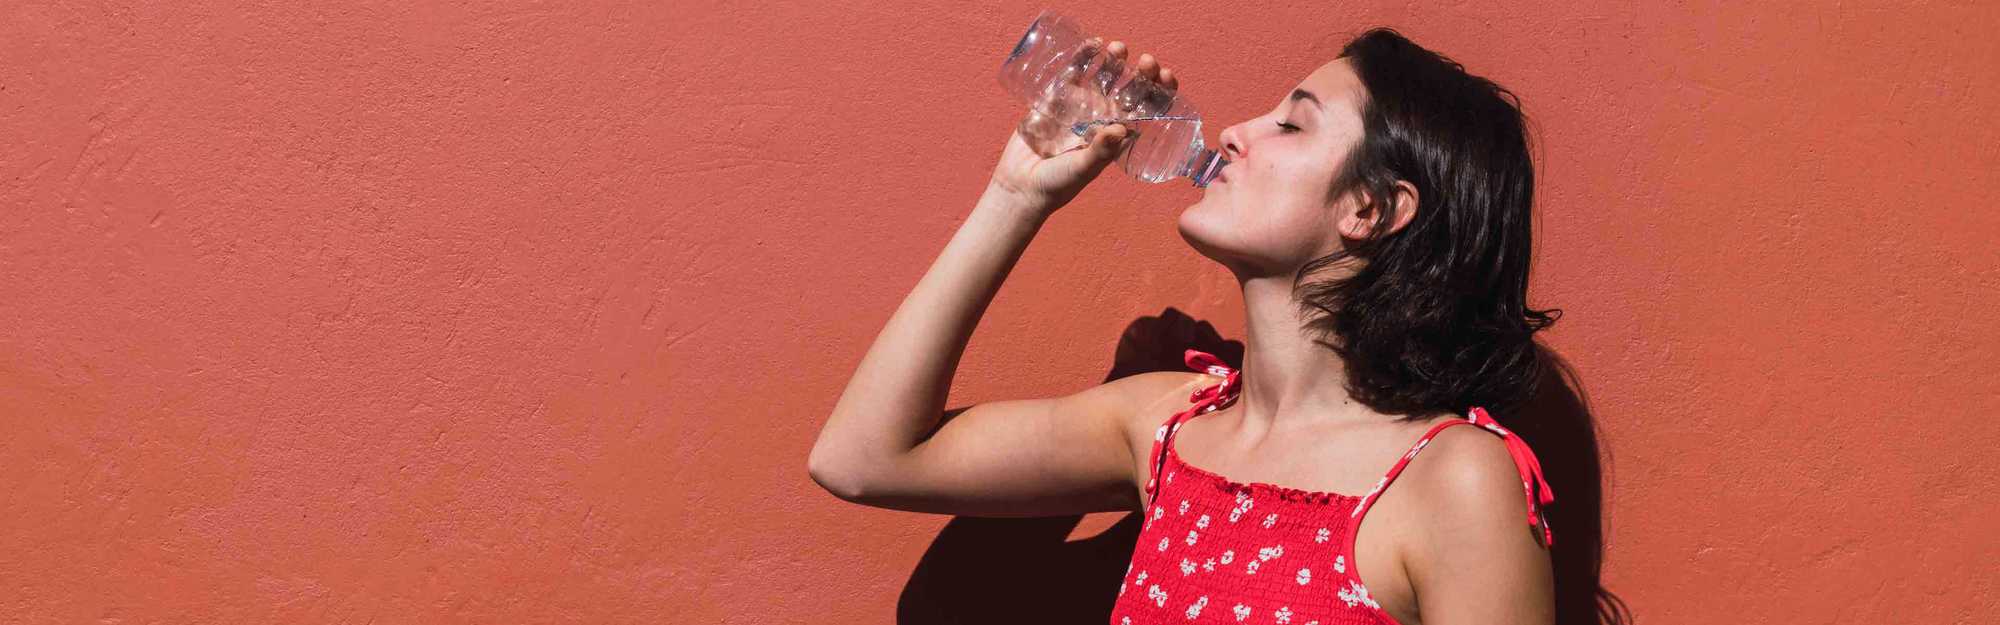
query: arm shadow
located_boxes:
[894,310,1631,625]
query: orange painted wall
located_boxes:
[4,2,1995,623]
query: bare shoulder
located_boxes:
[1395,422,1556,621]
[1071,371,1212,463]
[1099,371,1213,500]
[1097,369,1213,403]
[1402,424,1528,512]
[1095,370,1214,431]
[1399,422,1549,553]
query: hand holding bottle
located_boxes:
[985,41,1180,215]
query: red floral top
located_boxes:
[1108,350,1554,625]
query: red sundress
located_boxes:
[1108,349,1554,625]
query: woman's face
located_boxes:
[1179,58,1379,278]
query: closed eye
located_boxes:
[1275,121,1301,133]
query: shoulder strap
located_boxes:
[1143,350,1242,504]
[1347,407,1556,547]
[1348,418,1472,522]
[1142,403,1196,504]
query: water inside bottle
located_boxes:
[1068,115,1198,137]
[1016,77,1113,156]
[1020,113,1207,182]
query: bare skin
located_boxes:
[809,40,1552,625]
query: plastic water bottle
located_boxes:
[996,11,1229,187]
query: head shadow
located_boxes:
[1499,342,1634,625]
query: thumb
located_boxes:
[1087,123,1132,164]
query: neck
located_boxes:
[1228,272,1388,440]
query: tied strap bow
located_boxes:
[1183,350,1241,413]
[1469,406,1557,546]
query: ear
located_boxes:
[1338,180,1420,239]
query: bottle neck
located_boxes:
[1186,146,1228,188]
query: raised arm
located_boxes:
[808,42,1186,518]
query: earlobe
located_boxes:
[1337,189,1377,240]
[1348,215,1374,239]
[1338,179,1417,241]
[1338,208,1371,239]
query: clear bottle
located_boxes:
[996,10,1229,187]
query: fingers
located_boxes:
[1106,50,1177,115]
[1133,53,1158,82]
[1092,40,1128,93]
[1095,41,1176,91]
[1065,37,1104,86]
[1137,54,1176,93]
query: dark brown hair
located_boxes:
[1294,28,1560,421]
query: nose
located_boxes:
[1219,122,1246,160]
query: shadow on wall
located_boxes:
[894,308,1632,625]
[1507,345,1635,625]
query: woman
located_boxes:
[811,28,1563,625]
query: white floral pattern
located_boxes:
[1349,476,1389,519]
[1295,568,1311,585]
[1336,579,1380,609]
[1228,492,1254,523]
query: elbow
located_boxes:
[807,448,872,503]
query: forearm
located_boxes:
[809,186,1049,485]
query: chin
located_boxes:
[1176,203,1242,265]
[1179,192,1237,234]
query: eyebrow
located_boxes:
[1289,88,1324,112]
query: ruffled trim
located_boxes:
[1165,443,1362,505]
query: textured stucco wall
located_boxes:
[3,1,1996,623]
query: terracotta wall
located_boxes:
[4,1,1994,623]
